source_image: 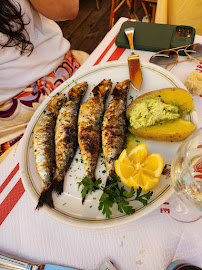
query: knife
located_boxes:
[0,254,80,270]
[124,27,143,91]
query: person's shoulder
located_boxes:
[29,0,79,21]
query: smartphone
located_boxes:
[115,21,195,52]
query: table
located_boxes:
[0,17,202,270]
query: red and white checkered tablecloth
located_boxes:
[0,17,201,270]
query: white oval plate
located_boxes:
[19,61,198,228]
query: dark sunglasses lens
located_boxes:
[149,50,178,68]
[186,43,202,61]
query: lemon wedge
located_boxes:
[114,160,135,186]
[115,144,163,191]
[128,144,148,164]
[142,153,164,178]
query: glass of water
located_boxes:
[169,127,202,222]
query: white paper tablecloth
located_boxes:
[0,17,202,270]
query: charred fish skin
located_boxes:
[53,82,88,195]
[102,79,130,186]
[33,94,67,209]
[33,113,56,209]
[78,80,112,197]
[46,93,67,117]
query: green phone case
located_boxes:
[115,21,196,52]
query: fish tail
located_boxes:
[52,179,64,195]
[35,188,54,210]
[82,195,87,205]
[105,173,119,189]
[105,176,112,188]
[111,79,130,101]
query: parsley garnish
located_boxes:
[132,186,153,205]
[129,96,134,102]
[78,177,102,199]
[78,174,153,218]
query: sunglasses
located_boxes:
[149,43,202,70]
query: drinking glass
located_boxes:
[169,127,202,222]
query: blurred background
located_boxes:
[56,0,148,54]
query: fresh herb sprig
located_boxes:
[78,177,102,199]
[78,174,153,218]
[133,186,153,206]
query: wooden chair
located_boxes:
[96,0,100,9]
[141,0,157,23]
[109,0,138,29]
[109,0,157,29]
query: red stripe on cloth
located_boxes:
[93,36,117,66]
[107,47,126,62]
[0,179,25,226]
[93,19,132,66]
[0,163,19,193]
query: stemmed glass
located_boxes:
[168,127,202,222]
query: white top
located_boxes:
[0,0,70,104]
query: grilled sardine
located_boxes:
[33,94,67,209]
[46,93,67,117]
[78,79,112,202]
[53,82,88,195]
[102,79,130,187]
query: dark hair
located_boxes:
[0,0,33,55]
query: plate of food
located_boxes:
[19,61,198,228]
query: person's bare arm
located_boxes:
[29,0,79,21]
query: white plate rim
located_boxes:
[19,61,196,228]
